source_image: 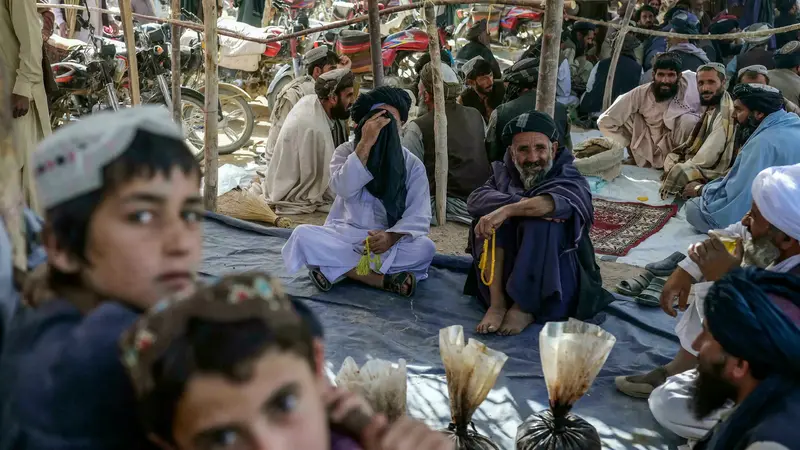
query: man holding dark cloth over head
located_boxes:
[465,112,610,336]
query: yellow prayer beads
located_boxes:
[478,229,496,286]
[356,237,382,276]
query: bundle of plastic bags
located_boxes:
[516,319,616,450]
[440,325,508,450]
[334,357,408,422]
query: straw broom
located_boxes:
[218,188,293,228]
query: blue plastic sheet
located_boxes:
[202,213,684,449]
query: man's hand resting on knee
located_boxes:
[366,230,402,254]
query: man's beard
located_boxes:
[699,89,724,106]
[743,232,782,268]
[691,358,738,420]
[476,84,493,96]
[733,114,761,149]
[330,100,351,120]
[652,80,679,102]
[515,158,553,190]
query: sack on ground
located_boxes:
[334,357,408,422]
[439,325,508,450]
[516,319,616,450]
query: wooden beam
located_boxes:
[203,0,219,212]
[535,0,564,117]
[171,0,182,123]
[602,0,636,110]
[367,0,384,86]
[424,5,448,225]
[119,0,141,105]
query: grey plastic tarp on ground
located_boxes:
[202,213,685,449]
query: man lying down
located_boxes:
[282,87,436,298]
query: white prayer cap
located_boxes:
[34,106,184,210]
[303,45,330,66]
[738,64,769,78]
[751,164,800,241]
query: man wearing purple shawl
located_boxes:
[465,112,612,335]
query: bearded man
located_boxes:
[736,65,800,114]
[459,56,505,123]
[685,83,800,233]
[283,87,435,298]
[561,21,596,93]
[615,164,800,443]
[263,69,354,215]
[660,63,736,199]
[598,52,701,169]
[465,112,610,336]
[264,46,350,166]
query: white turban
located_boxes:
[751,164,800,240]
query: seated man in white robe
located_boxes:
[282,87,436,297]
[263,68,354,215]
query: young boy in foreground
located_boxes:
[122,272,452,450]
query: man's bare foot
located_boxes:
[498,305,535,336]
[476,306,507,334]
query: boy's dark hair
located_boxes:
[46,130,200,286]
[307,51,341,76]
[467,58,494,80]
[141,316,315,442]
[635,5,659,22]
[653,52,683,73]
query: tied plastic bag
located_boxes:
[439,325,508,450]
[516,319,616,450]
[334,357,407,422]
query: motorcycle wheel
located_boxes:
[217,86,256,153]
[145,88,213,158]
[390,51,423,89]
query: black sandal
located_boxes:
[308,269,332,292]
[383,272,416,297]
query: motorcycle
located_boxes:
[381,23,452,88]
[455,5,542,47]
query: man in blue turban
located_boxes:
[465,112,612,335]
[691,268,800,450]
[283,87,435,298]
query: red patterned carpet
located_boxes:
[590,199,678,256]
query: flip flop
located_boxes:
[383,272,416,297]
[614,366,669,399]
[616,271,655,297]
[308,269,332,292]
[645,251,687,277]
[635,284,663,307]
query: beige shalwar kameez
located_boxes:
[263,75,315,166]
[598,70,701,169]
[1,0,52,215]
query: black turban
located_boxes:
[502,58,539,102]
[350,86,412,124]
[774,41,800,69]
[466,19,488,40]
[732,83,785,115]
[572,21,596,33]
[501,111,558,148]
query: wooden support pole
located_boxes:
[119,0,141,105]
[602,0,635,110]
[171,0,182,123]
[203,0,219,212]
[367,0,385,87]
[535,0,564,117]
[424,5,448,225]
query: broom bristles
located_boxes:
[218,189,293,228]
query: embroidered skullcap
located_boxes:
[466,19,488,40]
[732,83,784,114]
[303,44,330,65]
[419,62,462,101]
[738,64,769,78]
[34,106,184,211]
[698,62,727,79]
[314,67,354,98]
[751,164,800,241]
[572,21,597,32]
[350,86,412,123]
[121,272,308,399]
[742,22,772,44]
[462,55,493,80]
[669,11,700,34]
[501,111,558,148]
[503,57,539,86]
[774,41,800,69]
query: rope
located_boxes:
[356,237,382,276]
[478,229,496,286]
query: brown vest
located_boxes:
[412,103,491,200]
